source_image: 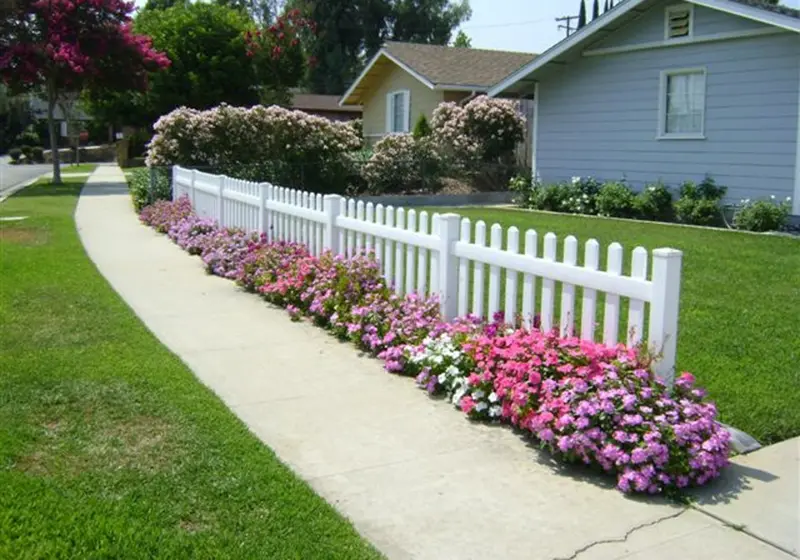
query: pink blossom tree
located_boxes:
[0,0,169,183]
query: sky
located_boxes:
[132,0,800,56]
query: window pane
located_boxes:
[392,92,404,132]
[665,72,704,134]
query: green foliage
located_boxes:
[128,167,172,212]
[733,197,791,232]
[636,181,674,221]
[674,176,726,226]
[390,0,472,44]
[89,3,258,127]
[452,29,471,47]
[31,146,44,163]
[8,147,22,162]
[595,181,637,218]
[17,125,41,147]
[412,114,432,139]
[20,145,34,162]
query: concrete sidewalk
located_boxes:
[75,165,795,560]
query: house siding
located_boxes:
[536,30,800,204]
[361,64,444,139]
[590,3,770,49]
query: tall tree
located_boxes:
[577,0,587,29]
[592,0,599,20]
[452,30,471,48]
[389,0,471,45]
[0,0,168,183]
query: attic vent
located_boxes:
[665,4,693,39]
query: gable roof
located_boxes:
[291,93,362,113]
[340,42,536,106]
[488,0,800,98]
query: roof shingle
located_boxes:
[383,41,537,88]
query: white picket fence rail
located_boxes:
[172,166,683,386]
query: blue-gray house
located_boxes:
[489,0,800,216]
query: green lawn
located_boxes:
[432,207,800,445]
[61,163,97,174]
[0,178,381,559]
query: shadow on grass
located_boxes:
[15,182,129,198]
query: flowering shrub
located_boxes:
[636,181,674,222]
[595,182,637,218]
[140,197,730,495]
[146,104,361,193]
[432,95,524,171]
[362,134,442,194]
[733,196,791,232]
[674,177,727,226]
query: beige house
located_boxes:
[339,42,536,144]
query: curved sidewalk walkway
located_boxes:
[75,166,794,560]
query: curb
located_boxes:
[0,173,49,204]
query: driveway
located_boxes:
[0,155,50,197]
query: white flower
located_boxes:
[473,389,485,400]
[490,405,502,417]
[488,392,498,403]
[475,401,488,412]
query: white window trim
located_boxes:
[664,3,694,40]
[385,89,411,134]
[657,67,707,141]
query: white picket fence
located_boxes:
[172,166,683,386]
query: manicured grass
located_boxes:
[432,207,800,445]
[0,179,382,559]
[62,163,97,174]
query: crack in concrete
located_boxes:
[553,508,689,560]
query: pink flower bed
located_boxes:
[141,197,730,494]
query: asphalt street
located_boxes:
[0,156,50,197]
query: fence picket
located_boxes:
[603,243,624,346]
[522,230,537,329]
[338,197,346,253]
[346,199,356,257]
[505,227,520,325]
[302,192,310,247]
[628,247,648,346]
[395,208,405,294]
[430,214,440,295]
[384,206,394,285]
[356,201,365,254]
[472,221,486,318]
[581,240,600,341]
[540,233,557,332]
[560,236,578,336]
[365,202,374,254]
[375,204,385,269]
[406,210,416,294]
[488,224,502,319]
[417,211,429,295]
[458,218,471,316]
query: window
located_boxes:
[665,4,693,40]
[659,69,706,139]
[386,90,410,133]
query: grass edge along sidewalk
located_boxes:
[0,176,382,559]
[434,206,800,446]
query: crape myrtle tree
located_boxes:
[0,0,169,184]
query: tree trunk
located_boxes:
[47,82,61,185]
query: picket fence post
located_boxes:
[323,194,343,255]
[257,182,268,235]
[217,175,225,227]
[189,168,196,208]
[648,248,683,388]
[437,213,461,320]
[170,166,177,201]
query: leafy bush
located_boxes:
[128,167,173,212]
[20,145,34,163]
[563,176,602,215]
[362,134,442,194]
[412,114,431,139]
[636,181,673,221]
[140,197,731,496]
[146,104,361,193]
[8,148,22,162]
[31,146,44,163]
[733,196,791,232]
[675,177,727,226]
[595,181,637,218]
[432,95,524,171]
[17,125,40,147]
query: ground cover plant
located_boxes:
[0,179,382,559]
[139,197,733,495]
[432,206,800,445]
